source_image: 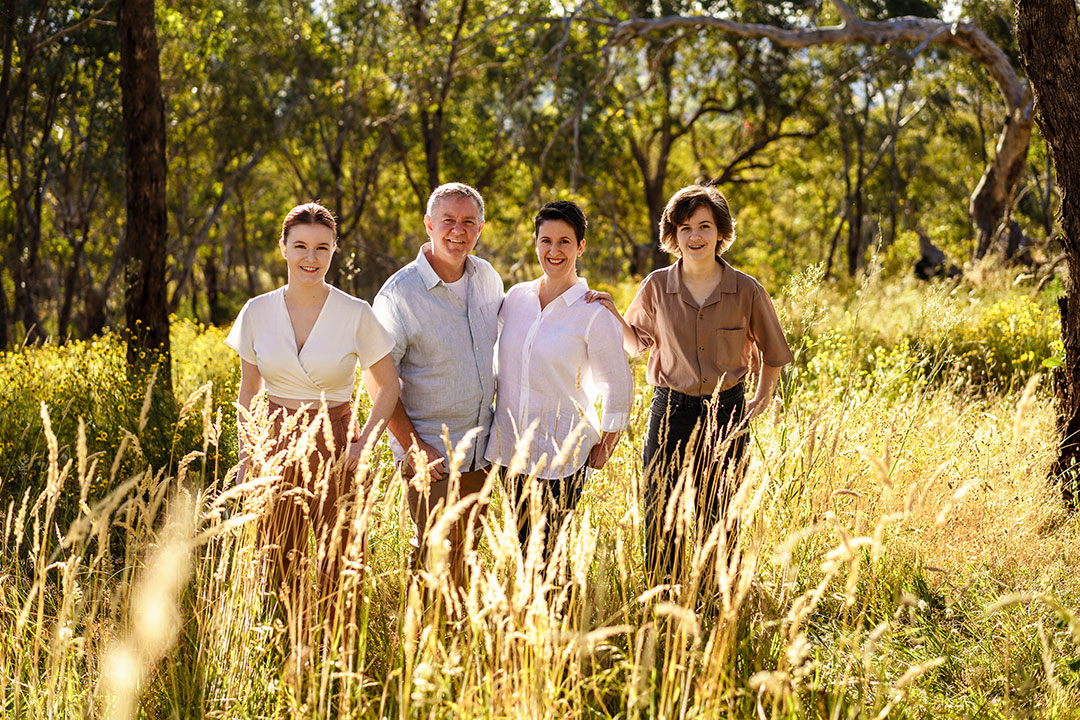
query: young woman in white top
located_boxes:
[485,200,632,559]
[225,202,399,610]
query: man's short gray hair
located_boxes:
[426,182,485,222]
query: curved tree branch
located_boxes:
[609,7,1034,260]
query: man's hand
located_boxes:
[402,439,447,481]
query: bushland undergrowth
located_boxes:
[1,269,1077,719]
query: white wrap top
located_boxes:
[225,285,394,403]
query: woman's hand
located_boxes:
[587,430,622,470]
[584,290,619,316]
[744,396,770,422]
[344,354,400,480]
[745,363,782,422]
[584,290,644,356]
[343,440,366,476]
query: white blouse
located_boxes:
[485,278,633,479]
[225,286,394,403]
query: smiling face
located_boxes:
[536,218,583,283]
[279,222,336,286]
[675,205,720,262]
[424,194,484,275]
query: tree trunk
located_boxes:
[206,244,228,327]
[646,177,668,270]
[1015,0,1080,504]
[0,266,8,349]
[237,191,256,298]
[117,0,171,391]
[57,236,85,342]
[11,189,46,344]
[970,107,1033,259]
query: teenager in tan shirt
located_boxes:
[590,185,793,581]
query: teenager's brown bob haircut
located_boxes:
[658,185,736,258]
[281,202,337,244]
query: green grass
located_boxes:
[0,270,1077,718]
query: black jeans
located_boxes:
[498,465,589,562]
[642,383,747,581]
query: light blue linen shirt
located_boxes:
[373,243,503,469]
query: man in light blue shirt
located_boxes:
[373,182,503,589]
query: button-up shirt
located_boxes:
[485,278,633,479]
[623,258,793,396]
[373,243,503,468]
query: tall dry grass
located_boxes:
[2,350,1079,718]
[1,266,1077,717]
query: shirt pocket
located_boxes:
[714,327,748,375]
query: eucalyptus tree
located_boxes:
[586,0,827,271]
[605,0,1034,265]
[2,25,62,345]
[1015,0,1080,504]
[267,0,404,297]
[47,19,125,341]
[385,0,560,210]
[157,0,297,322]
[1,2,106,345]
[117,0,170,384]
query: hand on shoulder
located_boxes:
[583,290,620,318]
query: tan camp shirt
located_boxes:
[623,259,794,396]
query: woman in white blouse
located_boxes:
[485,200,632,559]
[225,202,399,612]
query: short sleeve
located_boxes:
[622,277,656,355]
[224,300,257,364]
[748,283,794,368]
[372,289,408,366]
[356,301,396,369]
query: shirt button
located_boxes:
[699,346,704,351]
[699,314,704,319]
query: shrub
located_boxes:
[0,318,239,523]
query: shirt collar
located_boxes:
[530,276,589,306]
[665,258,737,300]
[563,277,590,305]
[415,241,475,291]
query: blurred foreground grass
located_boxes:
[1,269,1077,718]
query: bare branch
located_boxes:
[610,12,1029,113]
[830,0,857,24]
[31,2,112,55]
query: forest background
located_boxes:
[3,0,1080,717]
[2,0,1061,341]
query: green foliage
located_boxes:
[952,293,1063,386]
[785,273,1061,400]
[0,319,238,520]
[0,0,1065,344]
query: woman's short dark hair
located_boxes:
[534,200,588,244]
[658,185,735,257]
[281,202,337,244]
